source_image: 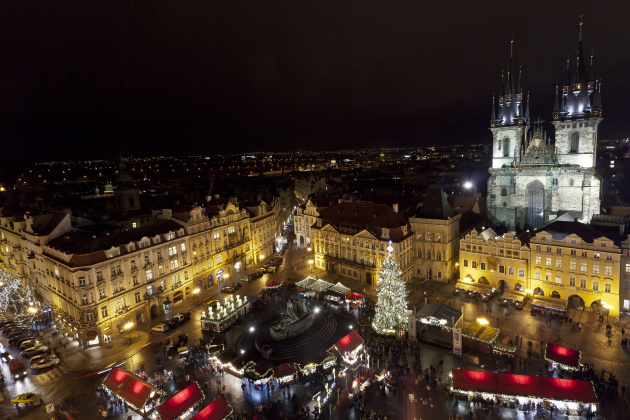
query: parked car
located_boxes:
[8,330,30,339]
[152,323,169,333]
[29,354,48,365]
[221,286,235,294]
[233,282,243,289]
[19,339,39,349]
[9,334,32,346]
[0,349,11,362]
[11,392,43,406]
[165,318,179,328]
[178,311,191,321]
[30,356,59,371]
[165,331,188,348]
[266,266,277,273]
[21,346,49,358]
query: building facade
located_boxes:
[311,202,414,285]
[459,229,531,291]
[487,30,602,231]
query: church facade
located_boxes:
[487,26,602,231]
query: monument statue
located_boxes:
[270,298,316,341]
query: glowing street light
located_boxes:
[464,181,473,189]
[193,287,200,306]
[307,246,312,252]
[309,259,314,273]
[476,317,489,325]
[124,322,134,345]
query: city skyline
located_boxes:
[2,2,629,165]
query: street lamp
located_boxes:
[307,246,312,252]
[124,322,134,346]
[309,259,314,273]
[193,288,200,306]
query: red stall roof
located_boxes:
[545,343,581,369]
[266,280,280,287]
[347,292,364,301]
[452,370,597,404]
[191,395,232,420]
[157,383,204,420]
[102,368,161,410]
[334,330,363,354]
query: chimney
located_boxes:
[393,203,399,213]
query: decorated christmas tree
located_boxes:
[0,268,39,326]
[372,241,408,335]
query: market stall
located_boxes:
[102,368,163,416]
[451,369,597,415]
[299,351,336,376]
[324,282,351,304]
[243,362,273,381]
[531,296,568,319]
[500,290,528,309]
[332,330,364,367]
[190,395,233,420]
[265,280,281,289]
[454,281,497,301]
[414,303,462,349]
[545,343,582,371]
[200,295,253,332]
[156,382,204,420]
[462,321,499,354]
[273,363,297,385]
[346,292,364,306]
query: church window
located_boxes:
[436,251,441,261]
[501,188,508,197]
[570,132,578,153]
[503,138,510,157]
[418,250,422,258]
[436,233,441,243]
[502,202,507,208]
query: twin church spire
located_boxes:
[491,19,602,129]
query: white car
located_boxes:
[20,340,39,349]
[29,354,47,365]
[30,356,59,370]
[20,346,49,358]
[152,323,169,333]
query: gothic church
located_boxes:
[487,23,602,231]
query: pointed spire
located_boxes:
[517,66,522,93]
[491,94,497,122]
[525,91,530,119]
[575,17,586,85]
[518,90,522,117]
[553,85,559,112]
[579,15,583,42]
[593,79,602,110]
[565,55,571,87]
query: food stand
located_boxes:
[264,280,281,290]
[346,292,364,306]
[273,363,297,385]
[414,303,462,349]
[500,290,528,309]
[454,281,497,301]
[545,343,582,371]
[101,368,163,417]
[531,296,568,319]
[332,330,364,367]
[451,369,598,416]
[200,295,253,332]
[324,282,351,304]
[156,382,204,420]
[190,395,233,420]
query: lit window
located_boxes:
[605,283,612,293]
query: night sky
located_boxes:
[1,2,629,164]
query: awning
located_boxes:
[86,331,98,341]
[334,330,364,354]
[102,368,162,410]
[347,292,364,301]
[455,281,495,294]
[295,277,317,288]
[265,280,281,288]
[273,363,296,379]
[191,395,233,420]
[532,296,567,311]
[157,383,204,420]
[308,279,334,292]
[328,282,351,295]
[452,369,597,404]
[501,291,526,302]
[545,343,581,370]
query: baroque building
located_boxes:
[487,26,602,231]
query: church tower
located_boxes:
[551,19,602,169]
[490,38,530,169]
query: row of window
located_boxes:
[416,232,442,242]
[533,256,615,275]
[534,272,612,292]
[463,259,526,277]
[534,246,614,258]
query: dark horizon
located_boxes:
[2,2,629,165]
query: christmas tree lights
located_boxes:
[0,268,38,326]
[372,241,408,335]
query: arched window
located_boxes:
[427,251,432,260]
[436,251,441,261]
[501,188,508,197]
[436,233,441,243]
[503,137,510,157]
[418,250,422,258]
[426,232,431,242]
[570,132,578,153]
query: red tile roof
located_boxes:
[452,370,597,403]
[334,330,363,354]
[102,368,161,410]
[191,395,232,420]
[157,383,204,420]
